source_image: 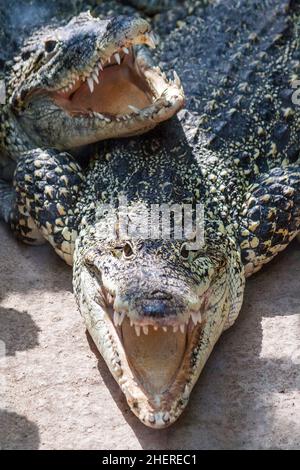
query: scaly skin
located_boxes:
[1,0,300,428]
[0,7,184,180]
[121,0,213,15]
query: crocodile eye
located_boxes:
[123,242,134,259]
[44,39,58,54]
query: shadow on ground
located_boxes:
[0,223,72,298]
[0,308,40,356]
[0,410,40,449]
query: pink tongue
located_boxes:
[122,319,186,394]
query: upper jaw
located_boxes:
[110,288,210,335]
[11,16,154,103]
[53,21,158,97]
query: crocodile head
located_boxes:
[8,12,184,149]
[75,216,244,428]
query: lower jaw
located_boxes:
[54,119,157,150]
[42,100,173,150]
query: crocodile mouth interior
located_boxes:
[121,317,191,394]
[54,49,153,116]
[51,36,182,121]
[106,291,207,397]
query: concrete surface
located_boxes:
[0,222,299,450]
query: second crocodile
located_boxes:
[0,7,184,180]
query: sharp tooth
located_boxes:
[128,105,140,114]
[150,32,157,44]
[130,319,134,327]
[191,312,198,325]
[114,53,121,65]
[98,62,103,71]
[180,324,185,334]
[173,325,178,333]
[135,325,141,336]
[146,32,156,49]
[183,384,189,399]
[153,325,158,331]
[142,109,151,118]
[119,312,126,325]
[95,112,105,119]
[142,325,148,335]
[122,46,129,54]
[162,326,167,332]
[92,72,99,84]
[107,57,111,63]
[113,311,118,326]
[87,77,94,93]
[173,70,181,88]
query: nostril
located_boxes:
[44,39,58,54]
[123,242,134,258]
[150,290,172,300]
[142,301,167,317]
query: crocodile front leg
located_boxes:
[0,148,85,265]
[239,166,300,277]
[0,177,45,245]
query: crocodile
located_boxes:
[0,1,184,180]
[1,0,300,428]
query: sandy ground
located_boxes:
[0,222,299,450]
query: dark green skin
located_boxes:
[1,0,300,426]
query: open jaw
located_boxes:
[81,273,225,429]
[47,33,184,144]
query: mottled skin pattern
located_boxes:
[1,0,300,427]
